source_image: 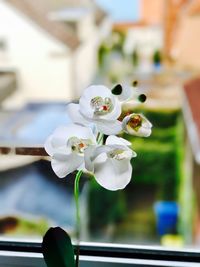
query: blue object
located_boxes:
[154,201,179,236]
[95,0,140,22]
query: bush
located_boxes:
[98,43,110,67]
[143,109,180,128]
[88,107,184,230]
[121,108,183,201]
[153,50,162,65]
[88,179,126,232]
[131,140,177,200]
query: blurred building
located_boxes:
[140,0,165,26]
[172,0,200,69]
[0,0,111,105]
[0,70,17,103]
[183,77,200,245]
[122,0,200,70]
[115,0,164,71]
[163,0,187,59]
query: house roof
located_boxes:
[183,77,200,164]
[43,0,108,25]
[113,21,146,32]
[6,0,80,50]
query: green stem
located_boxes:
[73,132,104,266]
[97,132,104,144]
[74,169,83,267]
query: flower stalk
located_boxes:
[74,169,83,267]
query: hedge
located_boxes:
[88,108,183,231]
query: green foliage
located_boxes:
[131,141,176,191]
[112,30,126,53]
[98,31,126,68]
[124,109,185,238]
[98,43,110,67]
[3,216,49,236]
[88,179,126,231]
[153,50,162,65]
[17,218,49,235]
[123,126,176,143]
[134,108,180,128]
[88,107,184,230]
[176,116,194,241]
[132,49,139,67]
[122,108,183,201]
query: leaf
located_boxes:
[111,84,122,95]
[42,227,75,267]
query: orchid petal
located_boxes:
[79,85,121,121]
[136,127,152,137]
[93,156,132,191]
[44,133,71,156]
[79,85,111,119]
[122,113,152,137]
[51,153,83,178]
[117,85,133,102]
[55,124,96,143]
[106,144,137,158]
[96,120,122,135]
[45,124,97,178]
[44,135,54,156]
[66,103,89,126]
[84,145,96,172]
[106,135,132,146]
[44,124,96,156]
[84,145,111,172]
[142,119,153,128]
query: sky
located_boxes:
[95,0,140,22]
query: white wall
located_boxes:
[73,35,98,98]
[124,26,163,56]
[73,14,112,98]
[0,0,74,105]
[95,16,112,42]
[77,12,96,42]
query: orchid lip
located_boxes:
[67,137,92,154]
[90,96,114,116]
[107,148,130,160]
[127,114,143,132]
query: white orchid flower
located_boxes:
[44,124,96,178]
[67,85,122,135]
[84,135,137,191]
[122,113,152,137]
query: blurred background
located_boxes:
[0,0,200,249]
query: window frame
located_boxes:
[0,240,200,267]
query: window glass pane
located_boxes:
[0,0,200,253]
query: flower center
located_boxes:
[127,114,142,132]
[108,149,127,160]
[90,96,113,116]
[68,137,91,154]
